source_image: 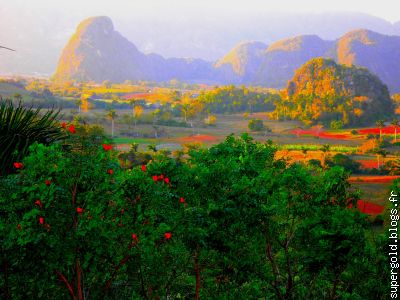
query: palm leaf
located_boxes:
[0,99,64,174]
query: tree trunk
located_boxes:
[76,260,84,300]
[194,249,201,300]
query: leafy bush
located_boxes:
[330,120,344,129]
[326,153,361,173]
[248,119,264,131]
[0,133,387,299]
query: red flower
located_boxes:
[159,174,164,180]
[45,180,52,186]
[35,200,43,208]
[152,175,158,182]
[132,233,138,241]
[68,125,76,134]
[61,122,67,129]
[39,217,44,225]
[17,224,22,230]
[102,144,112,151]
[141,165,146,172]
[164,232,172,240]
[13,162,23,169]
[76,207,83,214]
[107,169,114,175]
[164,177,170,184]
[179,197,185,203]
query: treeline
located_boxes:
[197,85,279,114]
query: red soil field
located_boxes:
[349,175,400,183]
[357,160,379,169]
[290,129,349,140]
[179,135,219,142]
[121,93,152,100]
[349,200,385,215]
[358,126,397,135]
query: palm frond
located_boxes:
[0,99,64,174]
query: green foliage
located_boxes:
[330,120,344,129]
[0,132,387,299]
[248,119,264,131]
[326,153,361,173]
[0,99,64,174]
[196,85,278,114]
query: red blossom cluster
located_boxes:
[102,144,113,151]
[60,122,76,134]
[152,174,171,185]
[13,162,23,169]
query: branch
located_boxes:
[103,255,131,295]
[0,46,15,51]
[54,270,76,300]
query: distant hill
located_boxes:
[336,29,400,93]
[219,29,400,92]
[271,58,394,126]
[54,17,400,93]
[214,41,267,83]
[252,35,334,88]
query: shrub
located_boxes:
[248,119,264,131]
[330,120,344,129]
[326,153,361,173]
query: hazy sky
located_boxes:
[1,0,399,22]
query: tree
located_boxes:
[248,119,264,131]
[75,99,82,113]
[320,144,331,167]
[376,119,385,140]
[106,109,117,138]
[391,119,399,142]
[133,105,143,132]
[374,148,388,169]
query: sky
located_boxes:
[1,0,399,22]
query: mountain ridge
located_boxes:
[53,16,400,93]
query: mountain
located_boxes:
[252,35,334,88]
[394,21,400,34]
[271,58,393,126]
[214,41,267,83]
[54,16,149,82]
[53,17,215,83]
[1,6,399,76]
[54,17,400,94]
[336,29,400,93]
[220,29,400,92]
